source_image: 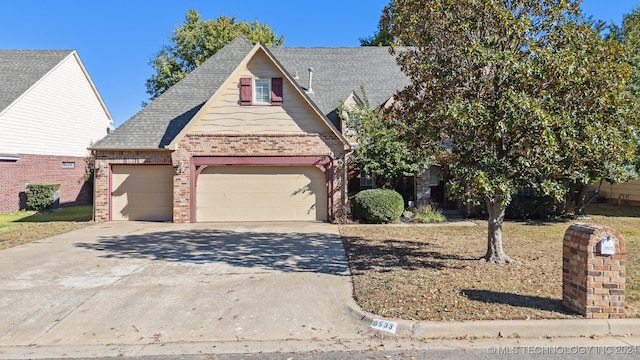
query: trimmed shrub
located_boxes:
[26,184,60,211]
[352,189,404,223]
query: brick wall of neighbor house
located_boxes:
[174,133,347,223]
[0,154,91,213]
[93,151,173,222]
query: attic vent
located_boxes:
[306,67,314,94]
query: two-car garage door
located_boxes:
[110,164,327,222]
[196,166,327,222]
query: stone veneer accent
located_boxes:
[93,133,347,223]
[562,224,626,319]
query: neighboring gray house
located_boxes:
[0,50,112,213]
[91,36,438,222]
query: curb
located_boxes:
[348,304,640,339]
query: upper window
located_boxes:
[240,77,283,106]
[253,79,271,104]
[345,112,361,135]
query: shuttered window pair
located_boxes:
[240,77,283,106]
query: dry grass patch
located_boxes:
[339,203,639,321]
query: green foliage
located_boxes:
[339,86,421,187]
[505,194,564,220]
[413,205,446,223]
[609,7,640,178]
[146,9,284,99]
[386,0,639,262]
[26,184,60,211]
[352,189,404,223]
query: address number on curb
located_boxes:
[370,319,398,334]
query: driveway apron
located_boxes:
[0,222,366,347]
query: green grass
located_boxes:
[0,205,92,226]
[0,205,93,250]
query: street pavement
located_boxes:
[0,221,638,359]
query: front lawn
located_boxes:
[339,203,639,321]
[0,205,92,250]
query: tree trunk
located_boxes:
[574,184,588,216]
[484,197,513,264]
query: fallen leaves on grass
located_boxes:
[340,212,639,321]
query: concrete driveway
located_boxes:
[0,221,366,351]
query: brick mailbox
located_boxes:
[563,224,626,319]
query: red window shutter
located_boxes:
[240,77,252,105]
[271,77,283,106]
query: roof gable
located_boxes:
[93,36,255,150]
[168,43,349,146]
[93,38,409,150]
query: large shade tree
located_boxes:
[146,9,284,100]
[385,0,638,263]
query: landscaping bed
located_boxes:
[339,203,639,321]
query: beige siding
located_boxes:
[0,53,111,157]
[196,166,327,221]
[111,165,173,221]
[188,52,329,135]
[591,181,640,203]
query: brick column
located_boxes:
[562,224,626,319]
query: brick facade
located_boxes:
[0,154,92,213]
[562,224,626,319]
[93,133,347,223]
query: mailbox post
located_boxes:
[562,224,626,319]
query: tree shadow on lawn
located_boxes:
[75,229,349,275]
[342,236,477,271]
[462,289,577,315]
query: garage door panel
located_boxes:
[112,180,171,194]
[196,166,327,222]
[111,165,173,221]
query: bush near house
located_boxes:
[505,193,564,220]
[352,189,404,223]
[413,204,447,223]
[25,184,60,211]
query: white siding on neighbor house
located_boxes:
[0,53,111,157]
[188,51,329,135]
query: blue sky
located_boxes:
[1,0,639,128]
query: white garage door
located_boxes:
[111,165,173,221]
[196,166,327,222]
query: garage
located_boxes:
[196,166,327,222]
[111,165,173,221]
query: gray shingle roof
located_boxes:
[93,37,410,150]
[0,50,74,113]
[94,36,255,150]
[269,46,410,124]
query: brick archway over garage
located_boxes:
[189,156,334,222]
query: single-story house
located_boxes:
[0,50,112,213]
[91,36,439,222]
